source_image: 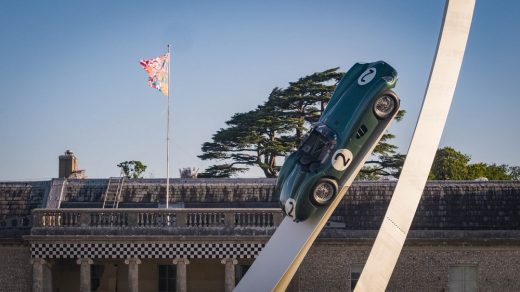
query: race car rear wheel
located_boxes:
[373,91,399,119]
[310,178,338,206]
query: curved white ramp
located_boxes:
[355,1,475,291]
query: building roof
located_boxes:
[1,179,519,241]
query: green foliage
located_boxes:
[117,160,147,179]
[479,164,512,180]
[429,147,470,180]
[280,68,345,140]
[199,68,343,178]
[429,147,515,180]
[466,162,488,179]
[197,164,247,178]
[360,152,406,179]
[357,165,386,180]
[509,166,520,180]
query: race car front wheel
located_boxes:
[311,178,338,206]
[373,91,399,119]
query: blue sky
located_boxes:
[0,1,518,180]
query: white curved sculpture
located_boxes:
[235,1,475,291]
[355,0,475,291]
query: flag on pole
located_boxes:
[139,53,170,96]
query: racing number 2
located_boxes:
[358,67,377,85]
[331,149,353,171]
[285,198,296,218]
[335,153,350,167]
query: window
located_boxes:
[235,264,251,285]
[159,265,176,292]
[448,265,478,292]
[350,263,364,291]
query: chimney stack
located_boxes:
[59,150,78,178]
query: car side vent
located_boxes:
[356,125,368,139]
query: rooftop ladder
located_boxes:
[47,178,67,208]
[102,177,125,208]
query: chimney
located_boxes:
[59,150,78,178]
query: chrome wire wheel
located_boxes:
[374,94,397,119]
[311,179,337,205]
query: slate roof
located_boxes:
[1,179,519,240]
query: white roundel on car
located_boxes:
[358,67,377,85]
[284,198,296,218]
[331,149,353,171]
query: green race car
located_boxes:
[277,61,400,222]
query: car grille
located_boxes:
[356,125,368,139]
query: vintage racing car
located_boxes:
[277,61,400,222]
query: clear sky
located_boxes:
[0,1,518,180]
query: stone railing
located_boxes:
[32,208,284,229]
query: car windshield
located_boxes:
[298,124,336,170]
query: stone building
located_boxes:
[0,178,519,292]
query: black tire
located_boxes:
[373,90,399,120]
[310,178,338,206]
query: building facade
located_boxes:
[1,179,519,292]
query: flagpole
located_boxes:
[166,44,171,209]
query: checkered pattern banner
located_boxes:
[31,242,264,259]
